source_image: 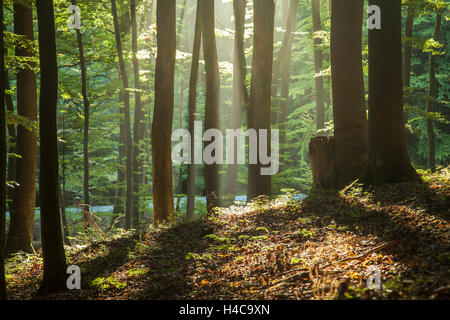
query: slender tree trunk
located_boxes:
[201,0,221,213]
[131,0,144,229]
[186,0,203,218]
[278,0,298,159]
[113,90,125,225]
[36,0,68,293]
[360,0,419,185]
[403,3,415,90]
[5,66,15,215]
[175,0,188,214]
[59,114,70,245]
[111,0,133,229]
[0,0,8,300]
[70,0,90,227]
[247,0,275,200]
[152,0,176,225]
[311,0,325,131]
[6,1,38,255]
[330,0,368,188]
[225,0,248,200]
[426,10,442,172]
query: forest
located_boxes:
[0,0,449,303]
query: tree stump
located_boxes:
[309,136,339,189]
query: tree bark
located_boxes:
[247,0,275,200]
[36,0,68,293]
[70,0,90,228]
[426,10,442,172]
[224,0,248,200]
[330,0,367,188]
[0,0,8,300]
[131,0,144,229]
[309,137,338,189]
[6,1,38,255]
[152,0,176,224]
[186,0,203,218]
[278,0,298,160]
[111,0,133,229]
[360,0,419,185]
[311,0,325,131]
[201,0,221,213]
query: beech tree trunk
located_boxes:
[360,0,419,184]
[309,137,338,189]
[36,0,68,293]
[131,0,144,229]
[330,0,367,188]
[201,0,221,213]
[224,0,248,200]
[6,1,38,255]
[311,0,325,131]
[247,0,275,200]
[278,0,298,160]
[186,0,203,218]
[70,0,90,228]
[111,0,133,229]
[426,10,442,172]
[152,0,176,224]
[0,0,7,300]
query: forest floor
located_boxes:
[5,167,450,300]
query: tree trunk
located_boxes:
[330,0,368,188]
[0,0,8,300]
[36,0,68,293]
[70,0,90,228]
[186,0,203,218]
[403,3,415,90]
[113,90,125,225]
[131,0,144,229]
[309,137,339,189]
[152,0,176,224]
[6,1,38,255]
[278,0,298,162]
[5,65,16,215]
[426,10,442,172]
[247,0,275,200]
[201,0,221,213]
[360,0,419,185]
[111,0,133,229]
[311,0,325,131]
[224,0,248,200]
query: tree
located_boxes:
[311,0,325,131]
[152,0,176,224]
[36,0,67,293]
[224,0,248,199]
[131,0,144,228]
[278,0,298,164]
[201,0,221,213]
[247,0,275,200]
[186,0,203,218]
[6,0,38,254]
[0,0,7,300]
[403,0,416,91]
[111,0,133,229]
[360,0,419,185]
[330,0,368,188]
[426,4,443,172]
[70,0,91,228]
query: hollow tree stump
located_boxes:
[309,136,339,189]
